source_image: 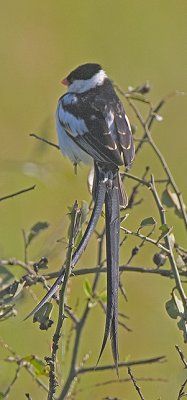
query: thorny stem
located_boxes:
[47,202,80,400]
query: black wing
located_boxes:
[113,99,135,167]
[58,94,124,167]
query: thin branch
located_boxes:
[77,355,166,374]
[177,378,187,400]
[175,345,187,368]
[47,202,79,400]
[3,365,21,398]
[121,227,170,254]
[128,97,187,230]
[45,264,187,280]
[150,175,187,307]
[30,133,60,150]
[0,258,33,274]
[0,185,36,202]
[128,367,145,400]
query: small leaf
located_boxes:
[176,255,185,268]
[27,222,49,246]
[169,233,175,249]
[83,279,92,298]
[12,282,25,298]
[99,290,107,303]
[88,300,97,308]
[165,298,179,319]
[87,167,94,194]
[177,319,187,343]
[0,281,20,304]
[0,393,4,399]
[173,292,184,315]
[75,230,82,248]
[162,188,186,216]
[139,216,156,228]
[24,355,49,376]
[158,223,171,239]
[162,189,175,209]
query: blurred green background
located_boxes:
[0,1,187,399]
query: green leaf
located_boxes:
[158,223,171,239]
[99,290,107,303]
[139,217,156,229]
[165,298,179,319]
[83,279,92,298]
[75,230,82,249]
[24,355,49,376]
[162,189,175,209]
[27,222,49,246]
[0,393,4,399]
[162,188,186,217]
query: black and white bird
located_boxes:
[27,63,134,371]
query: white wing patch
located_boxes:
[56,106,92,164]
[58,100,88,137]
[105,110,117,141]
[124,114,131,132]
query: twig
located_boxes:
[175,345,187,368]
[78,355,166,374]
[128,97,187,230]
[47,202,79,400]
[150,175,187,307]
[0,257,33,274]
[3,365,21,398]
[0,185,36,202]
[177,378,187,400]
[30,133,60,150]
[128,367,145,400]
[121,227,170,254]
[45,264,187,280]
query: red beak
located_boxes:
[61,77,69,86]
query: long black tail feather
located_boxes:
[97,179,120,373]
[26,165,122,375]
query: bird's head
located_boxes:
[61,63,107,93]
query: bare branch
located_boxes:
[128,367,145,400]
[30,133,60,150]
[0,185,36,202]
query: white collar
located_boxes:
[68,69,107,93]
